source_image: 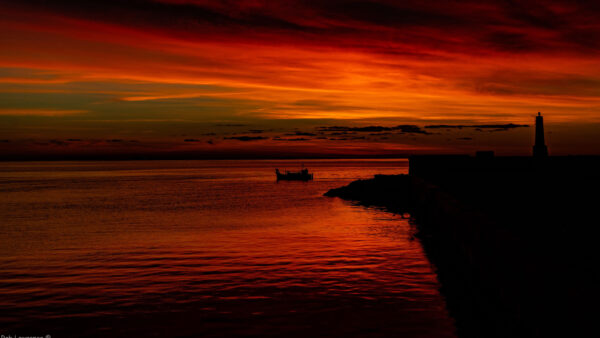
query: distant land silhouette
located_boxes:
[326,113,600,337]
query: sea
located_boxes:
[0,159,456,337]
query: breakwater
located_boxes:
[325,156,600,338]
[324,174,410,214]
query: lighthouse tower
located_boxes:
[533,112,548,157]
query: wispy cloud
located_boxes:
[1,0,600,155]
[318,125,431,134]
[0,108,87,116]
[224,136,269,141]
[425,123,529,131]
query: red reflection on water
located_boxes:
[0,160,455,337]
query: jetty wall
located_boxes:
[325,156,600,337]
[409,177,534,337]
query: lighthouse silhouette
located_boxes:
[533,112,548,157]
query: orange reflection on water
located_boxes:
[0,160,455,337]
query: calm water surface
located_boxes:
[0,160,455,337]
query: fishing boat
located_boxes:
[275,167,313,181]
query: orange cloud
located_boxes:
[1,0,600,156]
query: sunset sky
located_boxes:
[1,0,600,158]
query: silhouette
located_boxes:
[275,167,313,181]
[325,113,600,337]
[533,112,548,157]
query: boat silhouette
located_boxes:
[275,167,313,181]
